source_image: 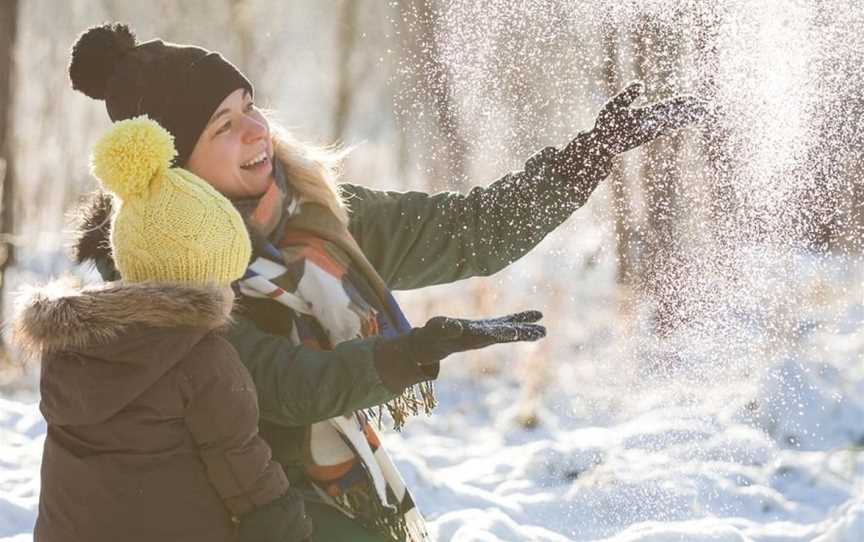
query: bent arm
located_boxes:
[180,335,288,518]
[224,312,436,428]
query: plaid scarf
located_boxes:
[234,162,434,541]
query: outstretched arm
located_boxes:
[347,82,706,291]
[344,145,593,291]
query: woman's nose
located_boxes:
[241,116,268,143]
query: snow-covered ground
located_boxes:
[390,248,864,541]
[0,396,42,542]
[2,247,864,541]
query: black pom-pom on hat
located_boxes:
[69,23,137,100]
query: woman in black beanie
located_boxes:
[66,22,706,542]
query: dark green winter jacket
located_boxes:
[222,145,604,480]
[74,142,607,540]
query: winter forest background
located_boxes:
[2,1,864,541]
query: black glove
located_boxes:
[410,310,546,364]
[551,81,707,204]
[575,80,708,158]
[378,310,546,367]
[238,489,313,542]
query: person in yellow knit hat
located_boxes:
[13,116,313,542]
[91,116,252,284]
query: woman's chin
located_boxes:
[239,166,273,196]
[252,176,275,197]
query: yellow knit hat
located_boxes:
[90,115,251,286]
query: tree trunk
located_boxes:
[798,2,863,251]
[601,25,634,288]
[694,4,738,243]
[395,0,469,191]
[633,16,685,338]
[0,0,18,323]
[331,0,360,141]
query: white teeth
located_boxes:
[242,151,267,168]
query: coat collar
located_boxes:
[13,279,233,355]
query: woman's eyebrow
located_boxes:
[206,90,250,127]
[207,108,231,128]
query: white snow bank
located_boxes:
[0,397,41,541]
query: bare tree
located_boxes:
[794,2,864,252]
[693,4,738,244]
[601,25,636,290]
[394,0,469,191]
[331,0,360,141]
[0,0,18,324]
[633,15,687,338]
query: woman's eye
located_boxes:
[245,102,255,113]
[216,121,231,134]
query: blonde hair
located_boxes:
[268,119,350,226]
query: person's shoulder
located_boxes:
[340,182,425,214]
[174,330,257,397]
[185,330,242,366]
[339,181,379,209]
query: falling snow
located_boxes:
[4,1,864,540]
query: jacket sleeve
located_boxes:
[87,231,436,430]
[223,311,435,428]
[344,143,608,290]
[179,333,289,518]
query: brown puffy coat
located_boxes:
[13,281,289,542]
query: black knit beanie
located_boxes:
[69,23,253,166]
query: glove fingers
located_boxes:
[607,81,645,112]
[656,96,709,129]
[468,310,544,326]
[612,99,702,154]
[502,310,544,324]
[464,322,547,343]
[633,96,708,134]
[512,323,546,342]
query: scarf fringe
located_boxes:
[332,486,415,542]
[370,381,437,431]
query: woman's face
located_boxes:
[186,88,274,198]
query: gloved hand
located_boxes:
[379,310,546,367]
[566,80,708,160]
[238,489,313,542]
[552,81,707,205]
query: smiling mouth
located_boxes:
[241,151,269,170]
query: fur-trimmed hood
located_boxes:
[13,280,233,353]
[70,190,114,271]
[13,280,234,425]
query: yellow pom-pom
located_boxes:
[90,115,177,199]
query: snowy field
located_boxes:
[2,246,863,542]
